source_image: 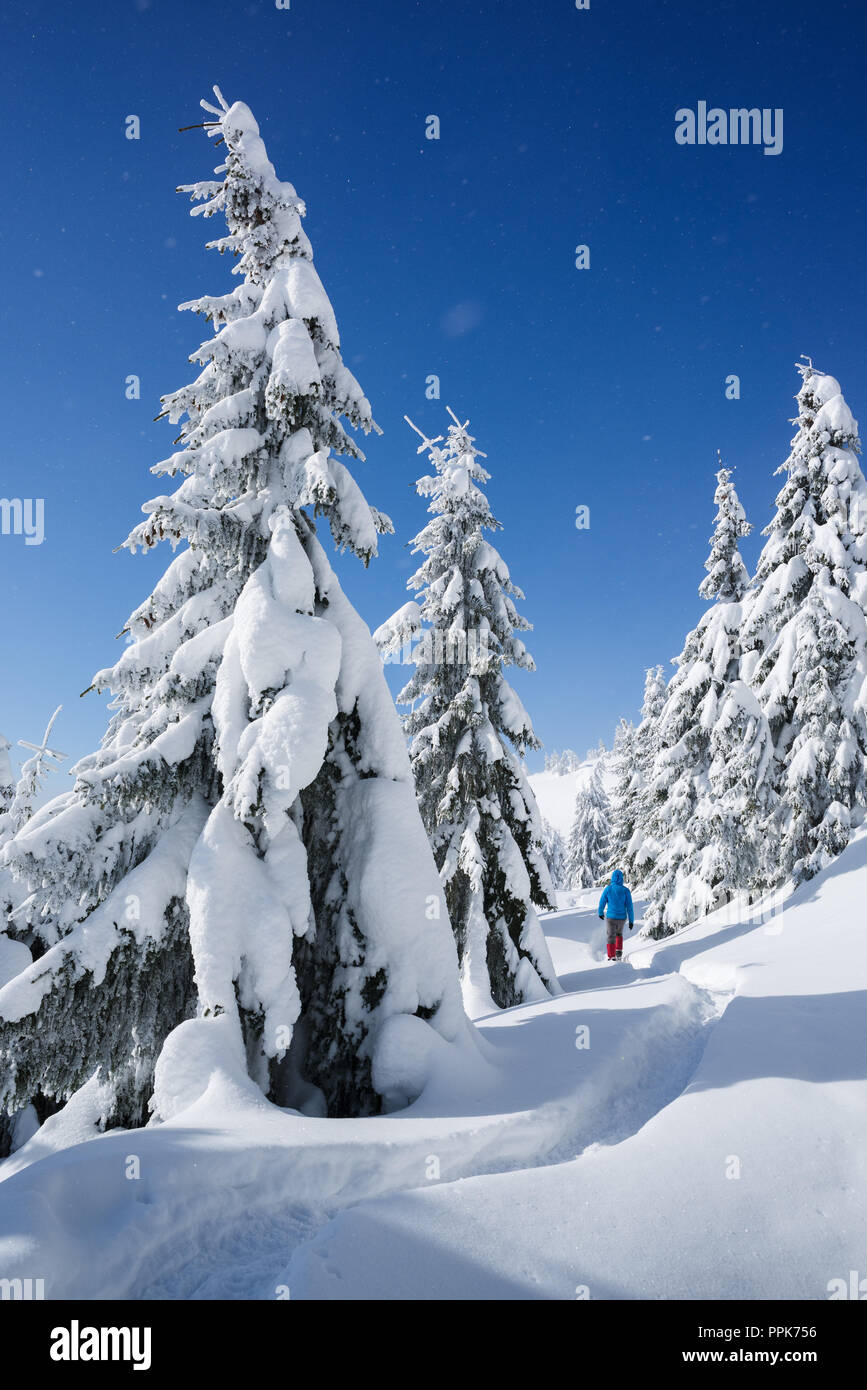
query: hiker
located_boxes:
[598,869,634,961]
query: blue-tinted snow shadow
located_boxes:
[638,824,867,982]
[286,1197,635,1301]
[557,961,649,993]
[626,917,766,979]
[683,989,867,1092]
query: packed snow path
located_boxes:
[1,835,865,1299]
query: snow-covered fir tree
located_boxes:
[1,708,68,966]
[0,732,34,1156]
[1,733,21,933]
[619,665,666,884]
[378,409,558,1012]
[0,89,467,1134]
[0,735,19,1155]
[643,463,774,936]
[0,707,67,843]
[540,818,567,890]
[565,758,610,888]
[605,717,637,869]
[0,736,13,821]
[544,748,582,775]
[1,709,67,1062]
[740,361,867,881]
[699,467,778,899]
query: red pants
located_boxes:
[606,918,625,958]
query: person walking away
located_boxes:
[598,869,634,961]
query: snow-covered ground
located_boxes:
[1,823,864,1300]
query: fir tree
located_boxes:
[380,409,558,1012]
[0,734,32,1157]
[741,361,867,881]
[1,709,68,959]
[0,729,13,975]
[565,759,610,889]
[544,749,581,775]
[0,90,465,1132]
[605,717,637,869]
[620,665,666,884]
[701,468,777,900]
[643,463,773,936]
[1,734,20,939]
[1,711,67,1055]
[540,818,567,890]
[0,735,13,821]
[0,707,67,843]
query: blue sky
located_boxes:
[2,0,866,792]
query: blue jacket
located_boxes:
[599,870,634,924]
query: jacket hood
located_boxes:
[611,870,624,885]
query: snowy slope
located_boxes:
[1,823,865,1300]
[529,756,613,839]
[288,850,867,1301]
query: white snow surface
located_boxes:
[0,820,864,1299]
[529,756,615,840]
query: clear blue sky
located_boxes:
[2,0,865,792]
